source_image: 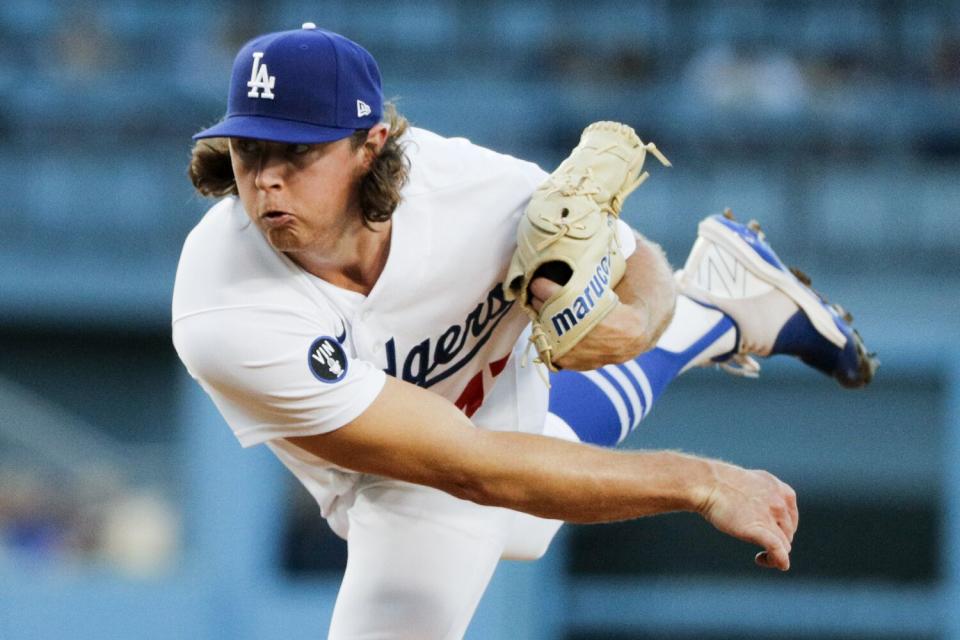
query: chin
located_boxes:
[264,227,305,253]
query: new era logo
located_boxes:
[357,99,371,117]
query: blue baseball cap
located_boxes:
[193,23,383,144]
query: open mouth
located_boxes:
[262,210,293,223]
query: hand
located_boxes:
[529,278,649,370]
[694,460,799,571]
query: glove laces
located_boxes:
[609,142,672,216]
[520,329,553,387]
[534,172,599,251]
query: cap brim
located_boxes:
[192,115,356,144]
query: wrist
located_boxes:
[673,452,721,514]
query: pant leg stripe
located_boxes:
[621,361,654,419]
[582,371,629,438]
[601,365,643,440]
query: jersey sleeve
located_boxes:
[173,306,386,448]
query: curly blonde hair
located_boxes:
[187,104,410,225]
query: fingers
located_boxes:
[700,463,799,572]
[750,525,792,571]
[529,278,561,313]
[783,483,799,540]
[757,477,798,571]
[755,549,790,571]
[771,479,799,546]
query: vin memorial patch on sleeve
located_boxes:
[308,336,348,383]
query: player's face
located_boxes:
[229,136,367,253]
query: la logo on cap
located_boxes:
[247,52,275,99]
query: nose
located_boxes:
[253,149,287,191]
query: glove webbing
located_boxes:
[609,142,671,215]
[534,142,671,253]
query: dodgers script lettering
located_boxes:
[384,285,514,388]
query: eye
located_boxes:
[235,138,260,154]
[288,143,311,155]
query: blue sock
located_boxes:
[547,296,738,447]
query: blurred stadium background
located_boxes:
[1,1,958,638]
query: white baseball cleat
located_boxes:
[676,209,878,388]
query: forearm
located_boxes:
[418,424,794,570]
[291,378,709,524]
[290,377,797,569]
[454,429,711,523]
[614,231,677,350]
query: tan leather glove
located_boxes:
[503,121,670,371]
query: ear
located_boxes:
[361,124,390,168]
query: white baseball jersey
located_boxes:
[172,126,634,536]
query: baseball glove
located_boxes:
[503,121,670,371]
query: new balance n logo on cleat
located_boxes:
[695,243,771,299]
